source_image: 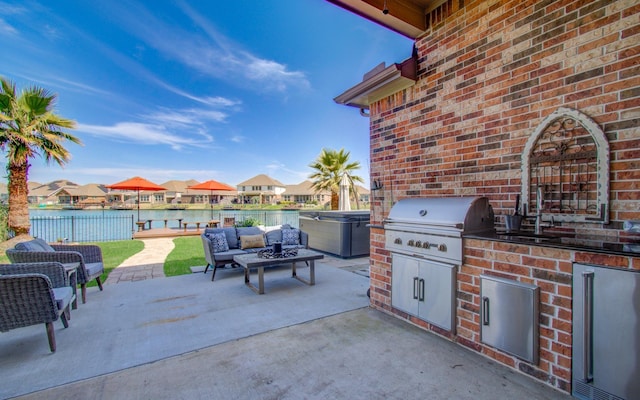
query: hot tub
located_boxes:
[299,210,370,258]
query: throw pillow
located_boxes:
[264,229,283,246]
[210,233,229,253]
[282,228,300,245]
[239,234,266,249]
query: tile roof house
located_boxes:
[18,177,367,208]
[160,179,197,205]
[237,174,287,204]
[282,180,331,205]
[32,181,107,207]
[182,180,238,206]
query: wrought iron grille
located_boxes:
[521,107,609,223]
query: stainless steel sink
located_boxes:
[498,232,562,242]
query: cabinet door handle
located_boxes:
[482,297,490,325]
[582,271,594,382]
[413,277,419,300]
[418,278,425,301]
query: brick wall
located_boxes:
[367,0,639,394]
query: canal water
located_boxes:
[29,208,301,242]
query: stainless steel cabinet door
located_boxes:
[420,258,456,332]
[480,275,539,363]
[391,253,420,316]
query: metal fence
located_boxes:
[216,210,299,228]
[27,210,301,243]
[30,215,134,243]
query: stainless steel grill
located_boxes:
[384,197,495,264]
[384,197,495,333]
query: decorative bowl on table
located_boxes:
[257,248,298,259]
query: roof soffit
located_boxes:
[334,54,417,109]
[326,0,443,39]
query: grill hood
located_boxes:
[384,197,495,233]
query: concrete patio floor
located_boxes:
[2,240,571,399]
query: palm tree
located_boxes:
[0,78,79,236]
[308,148,364,210]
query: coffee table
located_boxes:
[233,249,324,294]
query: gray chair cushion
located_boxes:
[52,286,73,310]
[85,262,104,278]
[15,239,55,252]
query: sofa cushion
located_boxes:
[15,238,55,252]
[239,234,266,250]
[210,232,230,253]
[236,227,263,238]
[211,249,246,262]
[282,228,301,245]
[264,230,283,246]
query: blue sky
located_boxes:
[0,0,412,188]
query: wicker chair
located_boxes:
[0,262,74,353]
[6,239,104,304]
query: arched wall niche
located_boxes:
[521,107,610,224]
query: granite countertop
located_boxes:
[465,231,640,257]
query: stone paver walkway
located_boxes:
[104,238,175,284]
[104,237,371,284]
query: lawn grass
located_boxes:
[164,236,205,276]
[0,237,202,282]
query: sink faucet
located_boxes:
[535,186,544,234]
[535,186,554,234]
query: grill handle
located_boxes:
[413,277,419,300]
[418,278,425,301]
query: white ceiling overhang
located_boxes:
[334,55,417,109]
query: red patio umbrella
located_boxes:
[106,176,166,221]
[188,180,236,219]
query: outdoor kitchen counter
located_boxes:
[465,231,640,257]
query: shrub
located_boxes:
[236,217,261,227]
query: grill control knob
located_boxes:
[394,238,402,245]
[438,243,447,252]
[415,240,422,247]
[407,240,415,247]
[422,241,430,249]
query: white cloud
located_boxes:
[77,121,213,151]
[0,18,17,35]
[63,167,225,183]
[115,2,311,95]
[230,135,244,143]
[265,161,310,183]
[152,79,241,108]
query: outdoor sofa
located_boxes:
[201,225,309,281]
[0,262,74,352]
[6,238,104,304]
